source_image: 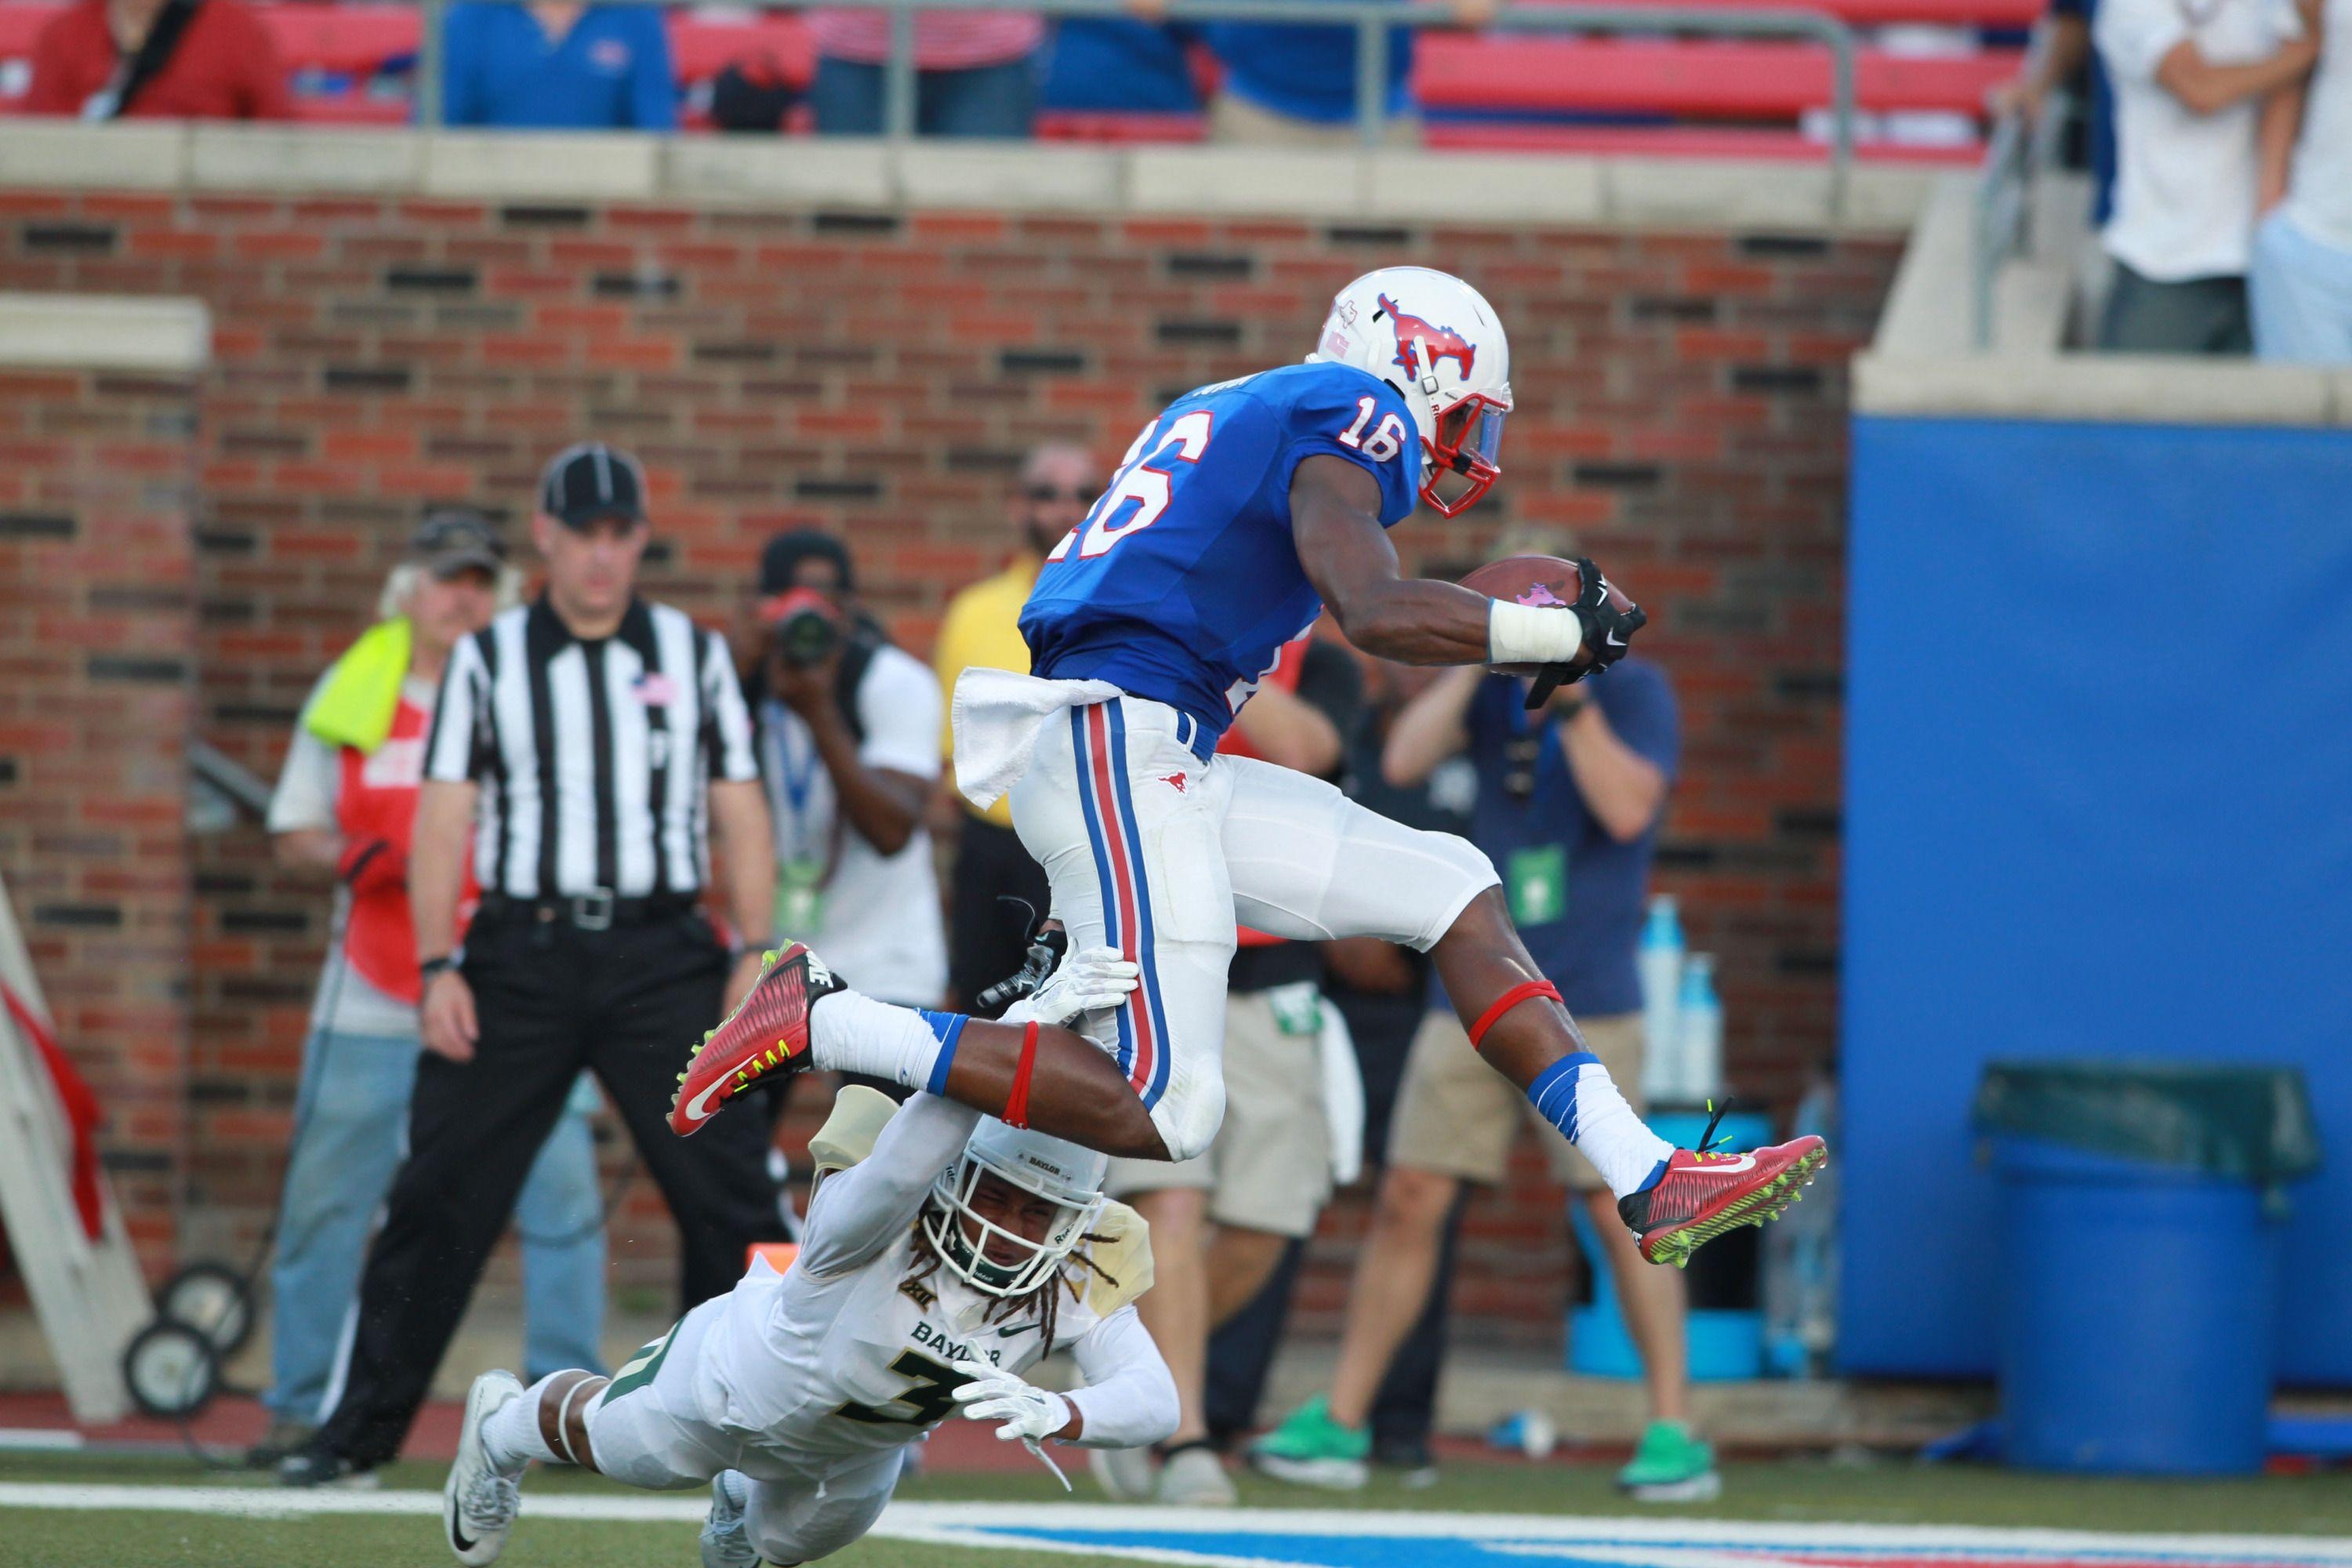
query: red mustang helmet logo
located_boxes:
[1381,292,1476,383]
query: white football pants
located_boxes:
[1007,693,1498,1161]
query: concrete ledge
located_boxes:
[0,122,1927,231]
[0,292,210,372]
[1858,165,2352,426]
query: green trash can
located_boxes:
[1974,1062,2321,1474]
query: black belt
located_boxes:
[474,891,699,933]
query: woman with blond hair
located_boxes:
[252,510,607,1467]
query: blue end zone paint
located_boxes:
[1843,415,2352,1381]
[900,1512,2352,1568]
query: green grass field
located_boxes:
[2,1447,2350,1567]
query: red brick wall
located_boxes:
[0,361,199,1276]
[0,189,1897,1331]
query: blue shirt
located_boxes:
[1205,2,1411,125]
[441,3,677,131]
[1453,657,1679,1016]
[1041,19,1200,114]
[1020,361,1418,742]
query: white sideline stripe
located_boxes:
[0,1431,84,1452]
[0,1487,2346,1561]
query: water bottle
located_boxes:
[1762,1074,1840,1376]
[1676,953,1722,1105]
[1638,895,1685,1102]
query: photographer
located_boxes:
[750,530,947,1010]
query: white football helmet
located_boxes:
[925,1118,1109,1298]
[1308,266,1513,518]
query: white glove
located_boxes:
[953,1371,1075,1444]
[1025,946,1139,1028]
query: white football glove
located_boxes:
[1025,945,1138,1028]
[953,1371,1075,1444]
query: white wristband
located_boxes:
[1487,598,1587,666]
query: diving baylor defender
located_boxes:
[444,956,1174,1567]
[675,266,1825,1271]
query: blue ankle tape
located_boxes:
[1525,1051,1600,1143]
[916,1011,968,1097]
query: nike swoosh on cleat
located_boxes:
[1698,1152,1758,1174]
[680,1073,730,1124]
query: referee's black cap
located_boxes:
[539,441,648,530]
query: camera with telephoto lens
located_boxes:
[760,587,843,669]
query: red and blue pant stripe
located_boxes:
[1070,702,1175,1111]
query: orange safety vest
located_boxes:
[333,692,477,1002]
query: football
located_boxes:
[1458,554,1632,677]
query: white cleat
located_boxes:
[1156,1444,1239,1507]
[700,1470,760,1568]
[1087,1444,1155,1501]
[444,1370,525,1566]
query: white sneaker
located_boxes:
[444,1370,525,1566]
[1156,1445,1238,1507]
[700,1471,759,1568]
[1087,1445,1155,1501]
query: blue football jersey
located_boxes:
[1020,361,1418,739]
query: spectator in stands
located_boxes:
[1040,19,1200,119]
[2093,0,2315,351]
[805,5,1040,136]
[24,0,291,120]
[932,443,1099,1011]
[2250,0,2351,361]
[253,512,604,1468]
[1254,536,1710,1501]
[1202,0,1490,145]
[440,2,677,131]
[1091,636,1362,1508]
[750,530,946,1012]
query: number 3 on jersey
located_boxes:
[1052,411,1215,561]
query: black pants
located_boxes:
[946,815,1051,1013]
[314,912,787,1467]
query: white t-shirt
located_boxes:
[758,643,947,1007]
[2099,0,2304,280]
[2285,0,2352,253]
[268,672,441,1041]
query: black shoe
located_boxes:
[244,1419,316,1470]
[278,1444,379,1490]
[1373,1437,1439,1490]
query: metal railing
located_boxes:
[1968,31,2063,347]
[412,0,1862,217]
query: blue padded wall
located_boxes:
[1842,415,2352,1381]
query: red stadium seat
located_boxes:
[1422,122,1984,162]
[1509,0,2042,27]
[1413,37,2018,119]
[252,2,419,75]
[667,12,814,89]
[1036,110,1207,143]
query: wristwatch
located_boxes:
[727,937,777,963]
[419,951,462,984]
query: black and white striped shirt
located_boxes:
[423,596,758,899]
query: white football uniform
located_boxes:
[955,671,1501,1163]
[583,1093,1174,1564]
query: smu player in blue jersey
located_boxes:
[680,267,1826,1271]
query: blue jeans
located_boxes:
[811,53,1037,137]
[266,1030,607,1421]
[2250,209,2352,365]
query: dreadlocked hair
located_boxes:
[902,1202,1123,1348]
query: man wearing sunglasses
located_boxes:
[931,443,1102,1012]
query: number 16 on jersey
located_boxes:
[1050,411,1215,562]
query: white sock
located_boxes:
[1527,1055,1675,1199]
[481,1379,561,1474]
[808,990,965,1094]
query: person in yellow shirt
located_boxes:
[934,441,1099,1009]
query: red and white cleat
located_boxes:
[669,943,844,1137]
[1617,1135,1828,1269]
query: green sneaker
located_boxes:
[1617,1421,1721,1502]
[1247,1396,1370,1490]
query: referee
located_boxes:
[285,442,784,1483]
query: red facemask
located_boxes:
[1420,391,1511,518]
